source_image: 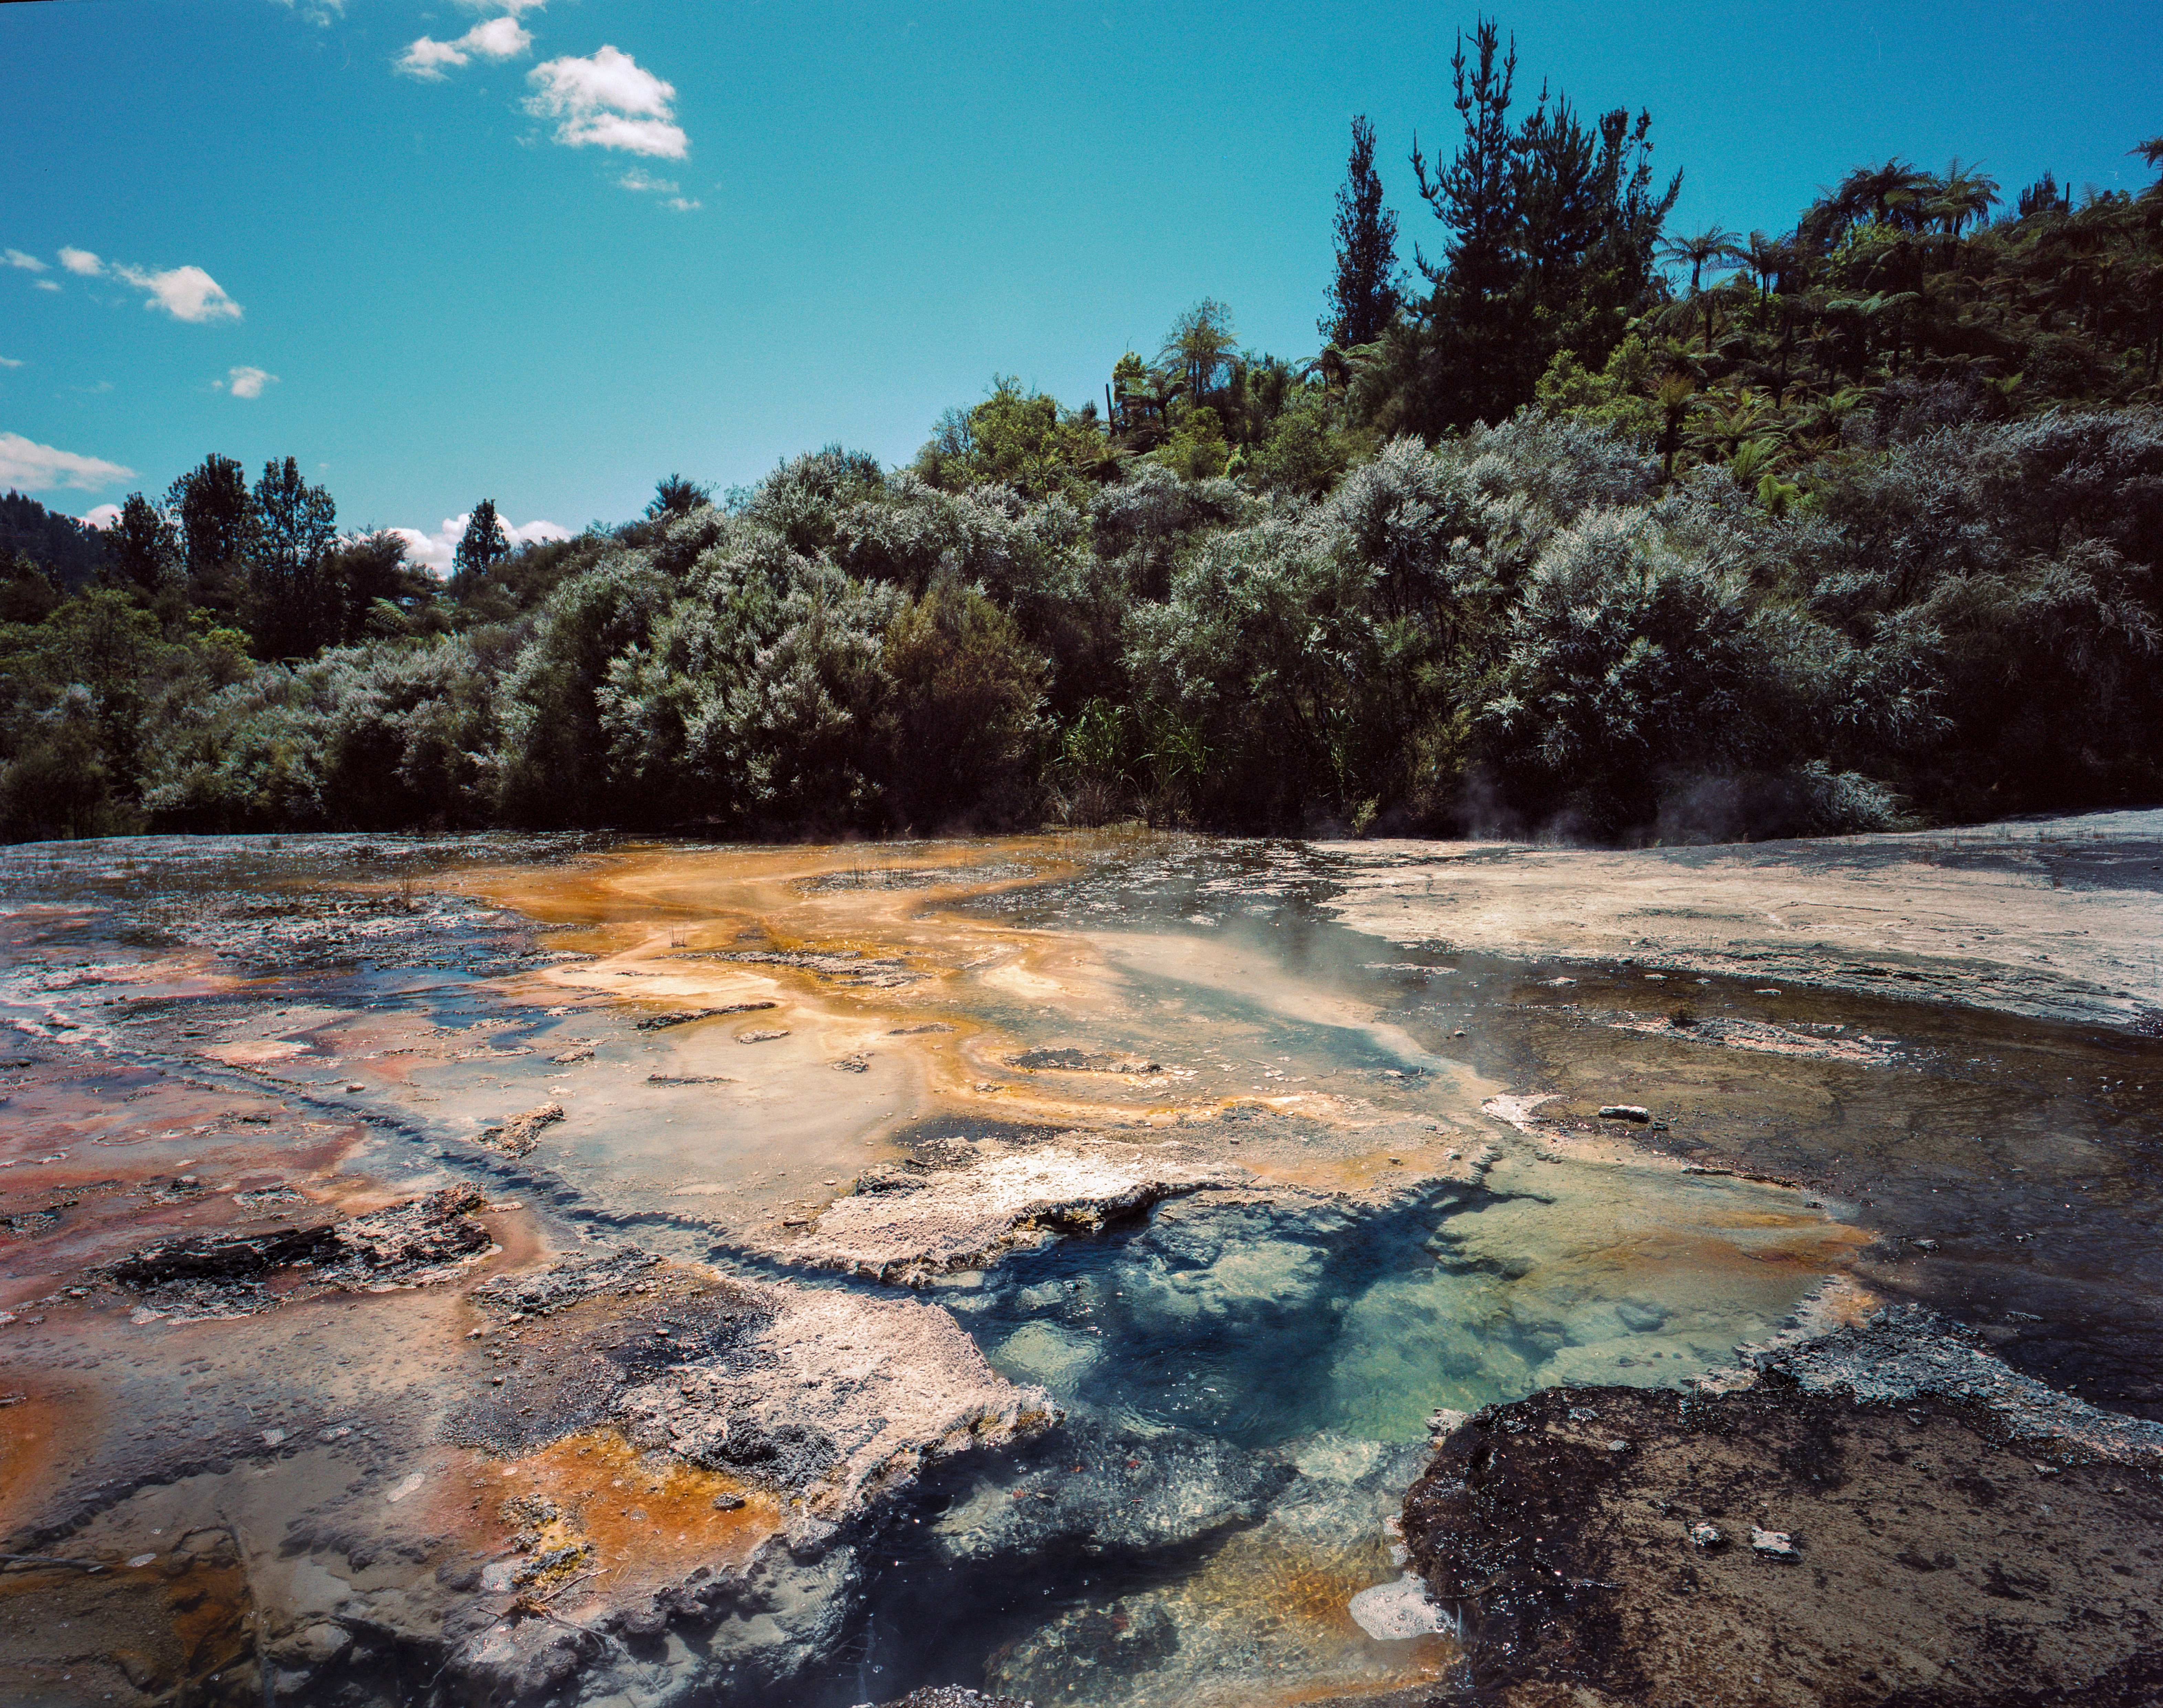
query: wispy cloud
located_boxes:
[269,0,345,26]
[0,431,136,493]
[4,249,49,273]
[58,247,103,276]
[221,366,278,399]
[399,15,534,80]
[113,263,243,323]
[34,280,61,292]
[390,512,571,576]
[81,503,124,530]
[526,46,686,158]
[0,356,22,370]
[457,0,546,12]
[617,169,702,209]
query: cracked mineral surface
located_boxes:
[2,818,2159,1707]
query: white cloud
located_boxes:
[222,365,278,399]
[34,279,61,292]
[4,249,49,273]
[0,431,136,493]
[0,356,22,369]
[390,512,571,576]
[399,36,468,78]
[81,503,123,530]
[526,47,687,158]
[465,15,532,56]
[58,247,103,276]
[457,0,546,13]
[615,170,703,210]
[113,263,243,323]
[399,15,533,79]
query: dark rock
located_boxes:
[1008,1048,1161,1073]
[478,1102,563,1158]
[99,1185,490,1315]
[1403,1378,2163,1707]
[103,1222,340,1286]
[633,1008,747,1031]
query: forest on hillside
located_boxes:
[6,21,2162,846]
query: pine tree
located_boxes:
[453,499,511,593]
[1321,116,1402,350]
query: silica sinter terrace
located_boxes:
[2,822,2160,1708]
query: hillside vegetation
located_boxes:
[6,22,2161,845]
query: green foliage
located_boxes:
[104,493,181,601]
[241,458,342,666]
[1250,389,1355,496]
[143,637,499,831]
[10,115,2162,850]
[166,453,254,616]
[914,378,1109,499]
[1159,302,1239,407]
[2,553,60,624]
[880,577,1047,828]
[0,591,250,841]
[1322,115,1403,350]
[0,491,108,591]
[453,499,511,592]
[1532,335,1662,442]
[1158,406,1230,480]
[1374,18,1680,436]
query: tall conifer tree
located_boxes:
[1321,116,1402,350]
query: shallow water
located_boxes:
[3,829,2160,1707]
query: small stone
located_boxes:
[1749,1526,1799,1559]
[1607,1438,1630,1453]
[712,1492,746,1511]
[1690,1522,1726,1549]
[1598,1105,1652,1123]
[344,1083,365,1093]
[1912,1238,1939,1252]
[1347,1572,1452,1640]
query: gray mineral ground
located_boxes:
[2,816,2160,1708]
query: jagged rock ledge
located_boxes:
[766,1141,1236,1285]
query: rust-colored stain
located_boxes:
[466,1429,782,1595]
[0,1387,89,1541]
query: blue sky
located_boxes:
[3,0,2157,564]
